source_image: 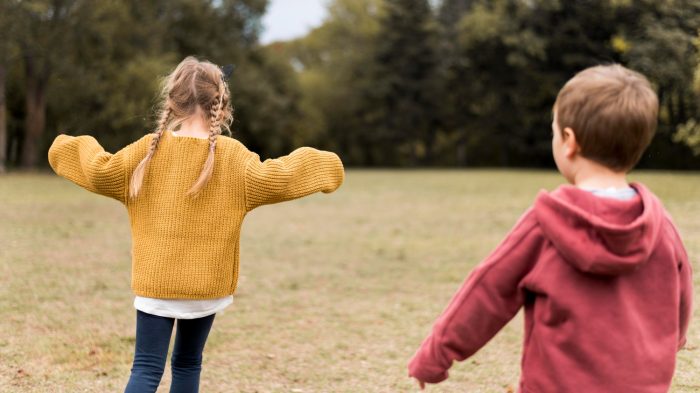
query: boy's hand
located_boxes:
[414,378,426,390]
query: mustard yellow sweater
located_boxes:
[48,131,344,299]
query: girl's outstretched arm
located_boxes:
[48,134,132,203]
[244,147,344,211]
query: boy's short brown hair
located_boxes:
[555,64,659,171]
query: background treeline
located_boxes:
[2,0,700,171]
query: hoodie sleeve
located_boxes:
[678,252,692,351]
[243,147,344,211]
[667,220,693,351]
[408,209,544,384]
[48,134,129,203]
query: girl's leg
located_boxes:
[125,310,175,393]
[169,313,216,393]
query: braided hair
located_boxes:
[129,107,170,199]
[187,80,227,196]
[129,57,233,199]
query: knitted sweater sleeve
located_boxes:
[48,134,129,203]
[244,147,345,211]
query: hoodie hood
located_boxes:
[534,182,663,276]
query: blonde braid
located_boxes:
[221,82,233,137]
[187,82,225,196]
[208,95,222,151]
[130,107,171,199]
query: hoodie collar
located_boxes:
[534,183,663,276]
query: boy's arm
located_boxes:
[408,210,544,384]
[665,215,693,351]
[672,225,693,351]
[48,134,136,203]
[244,147,344,211]
[679,251,692,350]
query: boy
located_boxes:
[408,64,693,392]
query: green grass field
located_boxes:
[1,170,698,392]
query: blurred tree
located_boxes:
[272,0,700,168]
[9,0,165,166]
[520,0,621,165]
[231,46,310,158]
[438,0,476,29]
[672,31,700,155]
[12,0,85,168]
[5,0,314,167]
[48,0,173,150]
[369,0,441,165]
[0,62,5,173]
[674,119,700,155]
[275,0,382,164]
[113,0,298,158]
[5,0,700,169]
[161,0,264,57]
[434,0,476,166]
[435,0,700,168]
[51,0,271,151]
[613,0,700,163]
[440,0,621,166]
[0,1,21,172]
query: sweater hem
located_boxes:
[132,288,236,300]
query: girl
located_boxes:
[48,56,344,393]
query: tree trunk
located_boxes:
[0,64,6,173]
[21,55,48,168]
[456,129,468,166]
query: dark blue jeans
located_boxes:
[124,310,216,393]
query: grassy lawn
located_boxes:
[1,170,698,392]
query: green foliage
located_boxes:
[4,0,311,166]
[280,0,384,164]
[367,0,442,165]
[613,0,700,163]
[282,0,700,168]
[672,30,700,155]
[434,0,700,167]
[4,0,700,168]
[232,47,310,157]
[674,119,700,155]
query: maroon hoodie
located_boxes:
[408,183,692,393]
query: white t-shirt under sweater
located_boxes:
[134,295,233,319]
[133,130,233,320]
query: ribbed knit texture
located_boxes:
[48,131,344,299]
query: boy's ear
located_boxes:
[562,127,580,158]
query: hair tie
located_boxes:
[220,64,235,82]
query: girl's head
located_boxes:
[130,56,234,199]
